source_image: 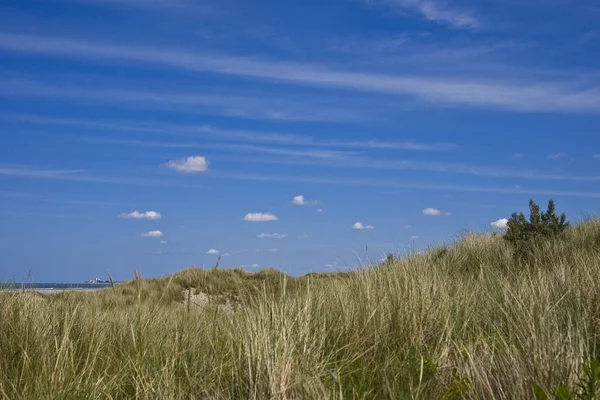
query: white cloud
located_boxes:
[119,210,161,220]
[352,222,374,230]
[302,234,309,238]
[241,263,260,268]
[316,208,323,213]
[422,208,451,216]
[381,0,479,30]
[141,230,163,238]
[164,155,209,173]
[207,249,220,255]
[5,34,600,115]
[266,248,278,252]
[513,153,526,159]
[547,152,566,160]
[292,195,319,206]
[243,212,279,222]
[411,235,420,240]
[257,233,287,239]
[594,154,600,159]
[490,218,509,229]
[160,240,168,244]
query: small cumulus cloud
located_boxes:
[257,233,287,239]
[302,234,309,238]
[547,152,566,160]
[141,230,163,238]
[316,208,323,213]
[241,263,260,268]
[119,210,161,220]
[160,240,168,244]
[422,208,451,216]
[491,218,509,229]
[411,235,420,240]
[164,155,209,173]
[513,153,526,159]
[292,195,319,206]
[266,248,278,252]
[207,249,220,255]
[352,222,374,230]
[244,212,279,222]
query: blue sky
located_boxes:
[1,0,599,282]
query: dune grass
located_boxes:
[1,218,600,399]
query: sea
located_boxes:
[0,283,113,291]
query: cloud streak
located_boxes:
[257,233,288,239]
[0,111,456,152]
[1,33,599,114]
[216,172,600,199]
[380,0,479,30]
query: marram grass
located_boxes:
[1,218,600,399]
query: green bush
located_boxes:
[504,199,567,240]
[503,199,569,261]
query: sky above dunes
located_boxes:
[0,0,599,282]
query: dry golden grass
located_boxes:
[1,218,600,399]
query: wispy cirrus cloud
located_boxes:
[0,80,367,123]
[1,33,599,114]
[0,112,457,151]
[547,152,567,160]
[204,152,600,183]
[94,137,360,160]
[0,165,209,188]
[0,166,84,178]
[257,233,287,239]
[376,0,480,30]
[215,172,600,199]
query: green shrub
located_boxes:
[504,199,568,259]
